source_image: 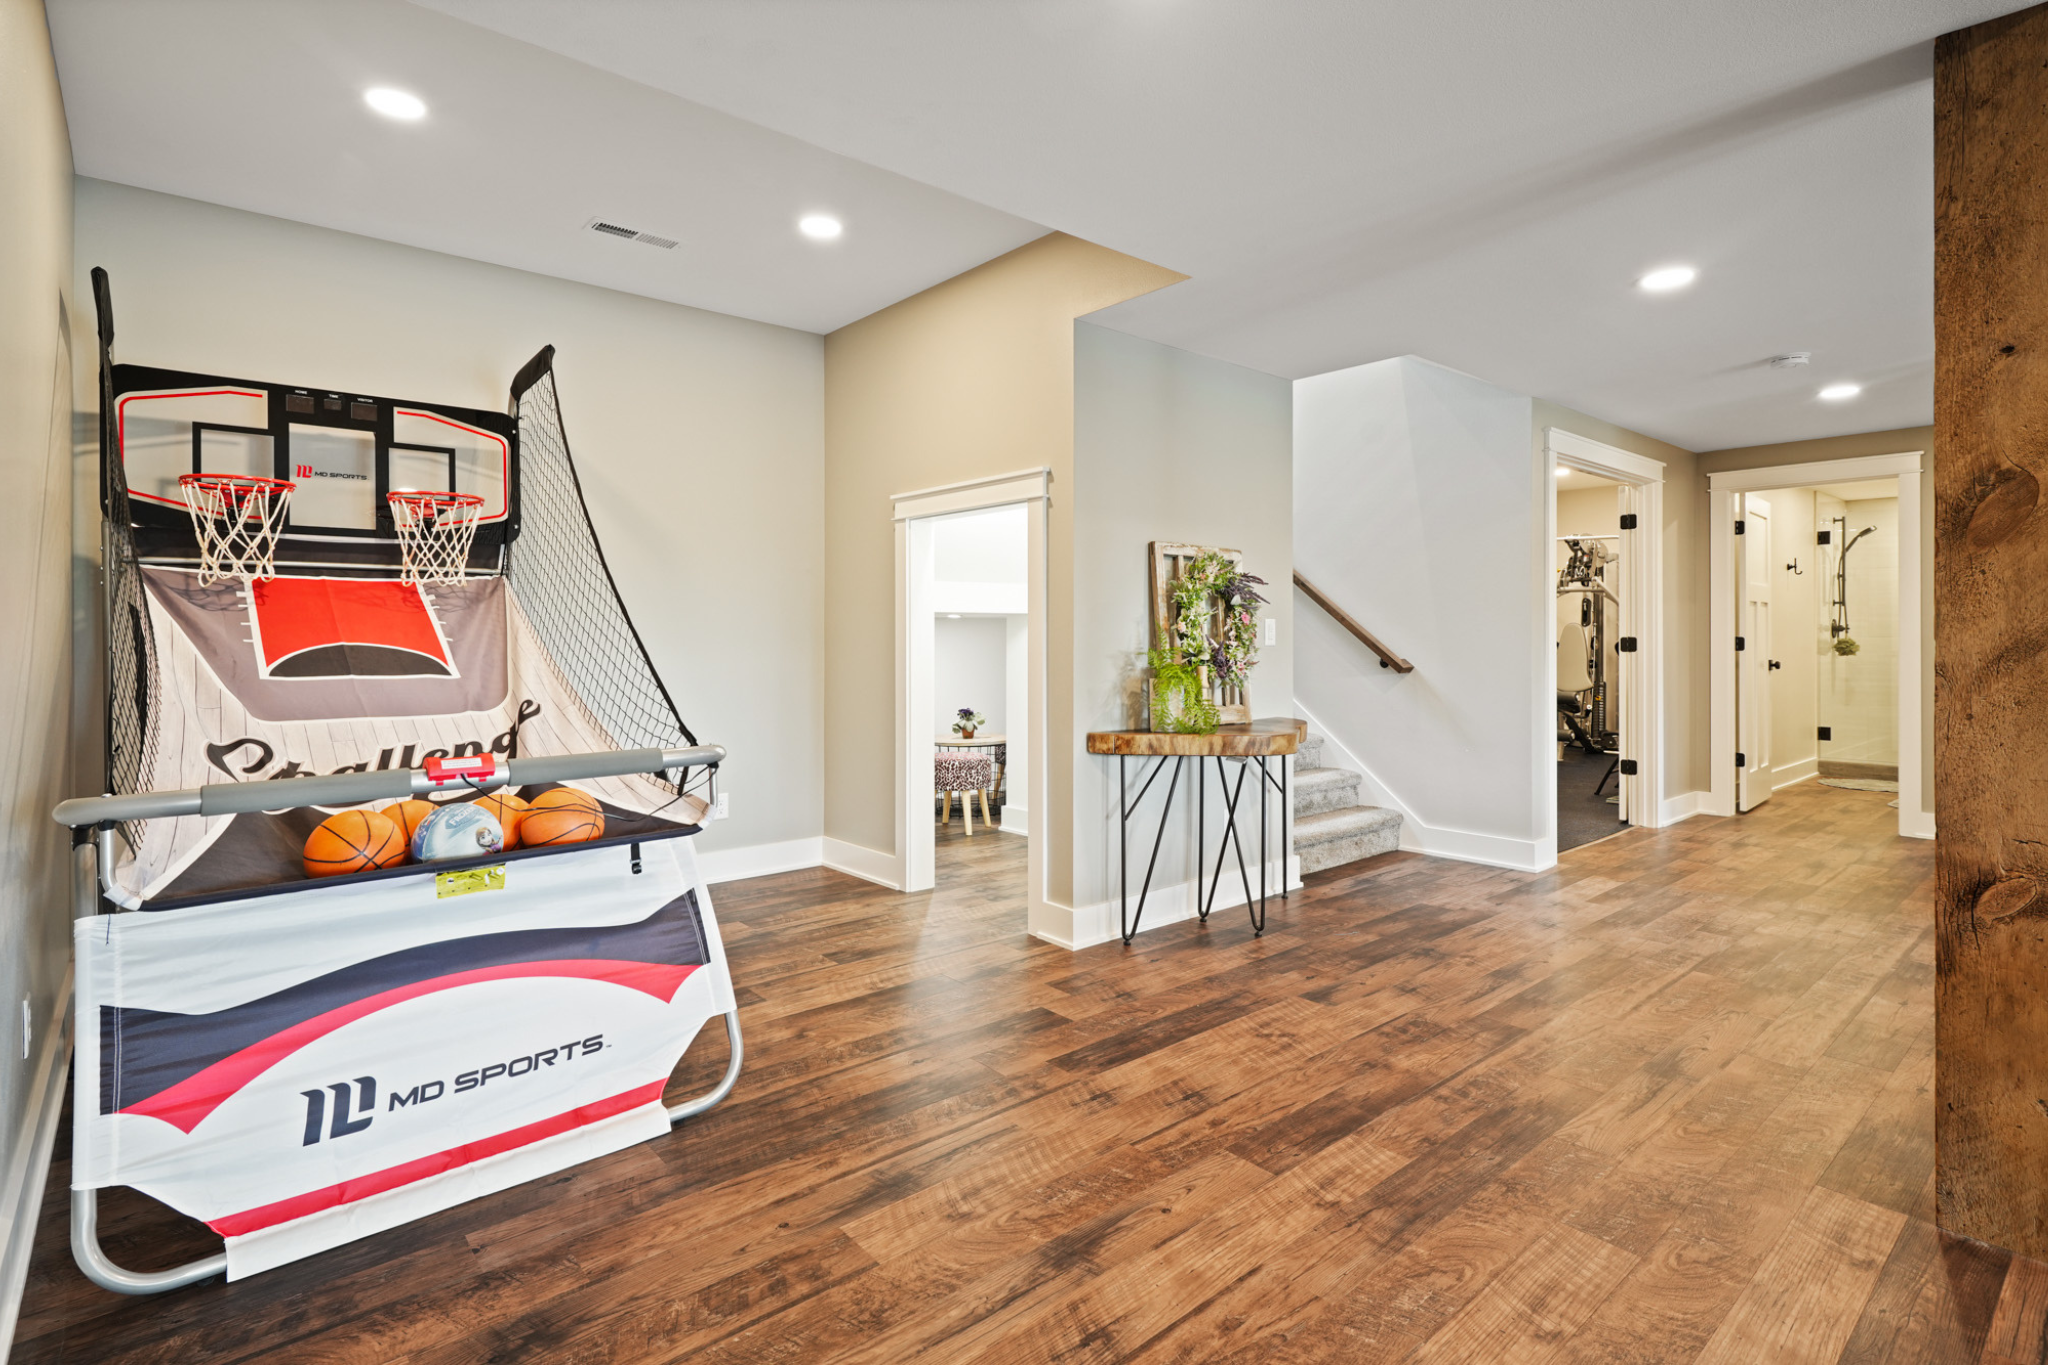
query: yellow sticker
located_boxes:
[436,865,506,899]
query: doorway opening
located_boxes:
[1727,478,1902,813]
[1707,453,1928,837]
[1544,428,1667,860]
[893,469,1049,909]
[930,506,1028,868]
[1555,466,1629,852]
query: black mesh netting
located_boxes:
[103,365,160,852]
[508,355,696,790]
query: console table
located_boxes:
[1085,717,1302,945]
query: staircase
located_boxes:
[1293,732,1403,874]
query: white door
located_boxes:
[1737,496,1774,812]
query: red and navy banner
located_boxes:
[74,837,735,1279]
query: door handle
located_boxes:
[1767,660,1782,670]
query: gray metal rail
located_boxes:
[53,744,725,829]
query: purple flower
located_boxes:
[957,707,976,720]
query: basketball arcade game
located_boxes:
[55,269,742,1292]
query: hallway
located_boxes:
[15,785,2014,1363]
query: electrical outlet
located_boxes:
[713,792,730,820]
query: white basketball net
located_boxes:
[389,492,485,585]
[178,474,296,585]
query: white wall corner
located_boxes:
[1772,757,1819,791]
[822,837,904,890]
[1000,803,1029,836]
[1658,791,1708,826]
[0,971,74,1355]
[696,836,824,886]
[1036,856,1305,951]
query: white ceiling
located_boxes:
[415,0,2020,451]
[51,0,2025,451]
[45,0,1046,334]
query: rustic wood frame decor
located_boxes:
[1149,541,1251,725]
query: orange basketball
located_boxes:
[304,809,407,878]
[384,799,438,850]
[529,786,601,816]
[521,787,605,847]
[474,791,529,848]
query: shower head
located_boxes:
[1844,525,1876,552]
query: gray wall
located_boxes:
[1069,322,1293,936]
[73,178,825,864]
[1296,356,1545,865]
[0,0,75,1335]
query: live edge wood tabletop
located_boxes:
[1084,716,1304,758]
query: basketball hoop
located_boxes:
[178,474,295,584]
[388,491,486,585]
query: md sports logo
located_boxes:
[300,1035,608,1145]
[293,463,368,481]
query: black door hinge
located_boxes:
[1735,636,1746,651]
[1735,519,1746,535]
[1619,759,1639,776]
[1616,637,1638,652]
[1619,513,1638,530]
[1818,725,1832,741]
[1736,751,1746,767]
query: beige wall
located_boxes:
[1700,427,1933,814]
[0,0,74,1320]
[73,178,827,863]
[1536,402,1706,800]
[821,234,1183,900]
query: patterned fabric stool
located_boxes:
[935,751,996,835]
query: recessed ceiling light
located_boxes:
[364,87,427,121]
[945,613,961,619]
[1818,382,1863,401]
[799,214,843,241]
[1637,265,1697,293]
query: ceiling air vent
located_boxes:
[585,218,679,250]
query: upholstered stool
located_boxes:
[935,751,995,835]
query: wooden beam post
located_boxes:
[1936,0,2048,1254]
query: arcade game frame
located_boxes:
[57,268,743,1293]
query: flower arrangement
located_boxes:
[1152,551,1266,733]
[952,708,986,737]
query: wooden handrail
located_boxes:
[1293,571,1414,673]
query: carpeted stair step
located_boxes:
[1296,732,1325,770]
[1294,804,1403,874]
[1293,765,1364,818]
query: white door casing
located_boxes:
[1544,428,1666,852]
[1705,453,1928,837]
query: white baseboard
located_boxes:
[1396,823,1547,872]
[1901,808,1936,840]
[1032,856,1303,950]
[1000,803,1029,836]
[695,836,823,886]
[1,970,73,1360]
[1773,757,1818,790]
[1658,791,1709,825]
[822,837,903,890]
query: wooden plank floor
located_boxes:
[14,783,2041,1363]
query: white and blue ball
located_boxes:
[411,801,504,862]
